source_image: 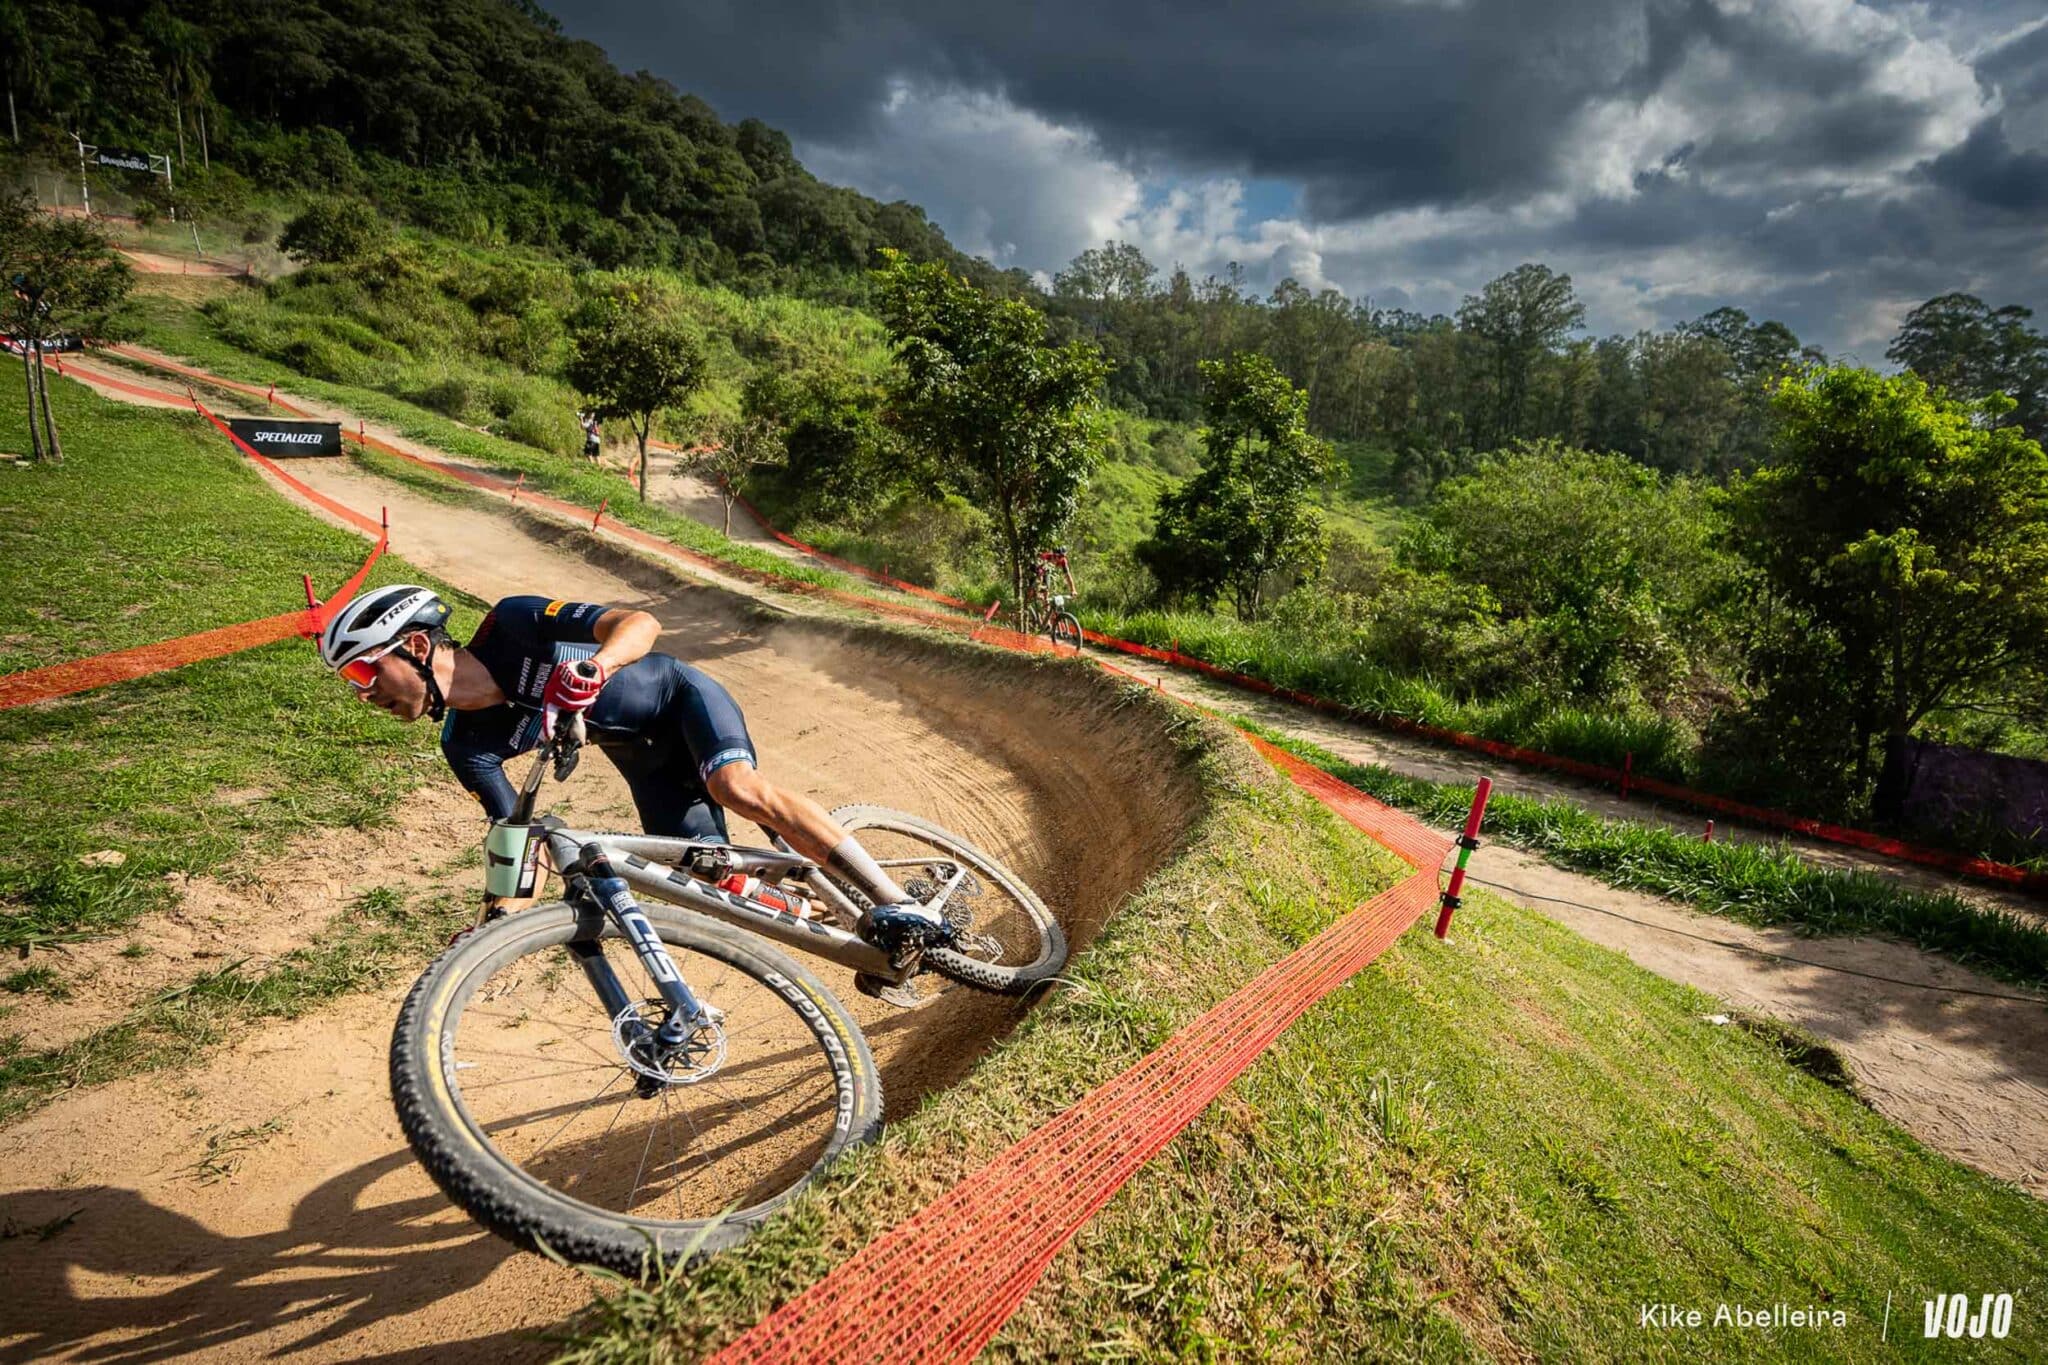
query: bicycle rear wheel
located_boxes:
[390,902,881,1276]
[829,805,1067,994]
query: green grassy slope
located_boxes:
[561,711,2048,1362]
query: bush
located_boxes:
[278,197,389,265]
[1416,440,1736,705]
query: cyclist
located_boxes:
[1031,545,1076,625]
[317,584,948,950]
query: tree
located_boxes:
[1418,441,1731,700]
[1455,263,1585,446]
[1726,367,2048,804]
[0,193,133,463]
[566,282,707,501]
[278,197,389,264]
[875,250,1110,627]
[681,412,781,537]
[747,366,907,523]
[1886,293,2048,443]
[1137,353,1337,619]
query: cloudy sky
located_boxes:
[556,0,2048,358]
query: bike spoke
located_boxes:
[445,922,851,1228]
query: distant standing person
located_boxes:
[580,411,603,462]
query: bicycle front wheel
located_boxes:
[390,902,882,1276]
[1050,612,1083,651]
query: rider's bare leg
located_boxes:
[705,763,911,906]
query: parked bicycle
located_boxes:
[390,718,1065,1275]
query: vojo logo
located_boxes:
[1924,1293,2014,1340]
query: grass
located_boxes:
[0,376,468,953]
[558,703,2048,1361]
[1088,605,1695,779]
[119,293,857,594]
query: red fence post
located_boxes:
[1703,819,1715,843]
[591,497,609,530]
[1435,777,1493,939]
[266,382,276,404]
[970,599,1001,642]
[510,473,524,504]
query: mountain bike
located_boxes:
[1025,573,1084,652]
[389,720,1066,1275]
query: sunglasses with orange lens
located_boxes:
[338,644,398,690]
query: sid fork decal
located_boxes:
[583,852,705,1023]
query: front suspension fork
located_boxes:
[565,847,707,1049]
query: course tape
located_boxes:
[712,738,1450,1364]
[0,612,310,710]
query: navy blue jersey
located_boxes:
[442,596,756,840]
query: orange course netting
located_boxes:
[0,612,312,710]
[712,745,1449,1365]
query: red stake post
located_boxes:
[591,497,609,530]
[1434,776,1493,939]
[970,599,1001,642]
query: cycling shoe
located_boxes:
[865,900,956,951]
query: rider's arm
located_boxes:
[588,608,661,674]
[1062,560,1077,596]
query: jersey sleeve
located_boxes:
[441,717,519,820]
[489,595,610,647]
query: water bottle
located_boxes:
[717,873,814,920]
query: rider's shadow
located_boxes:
[0,1147,571,1364]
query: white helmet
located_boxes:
[318,585,451,671]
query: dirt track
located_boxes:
[0,406,1203,1361]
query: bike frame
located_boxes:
[488,723,905,1054]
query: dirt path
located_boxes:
[118,248,243,277]
[1,378,1202,1361]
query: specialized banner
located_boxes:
[94,148,154,173]
[0,335,82,353]
[223,417,342,458]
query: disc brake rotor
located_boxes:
[612,999,725,1086]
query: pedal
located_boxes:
[853,971,929,1010]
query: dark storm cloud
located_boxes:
[561,1,1979,212]
[554,0,2047,354]
[1926,119,2048,212]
